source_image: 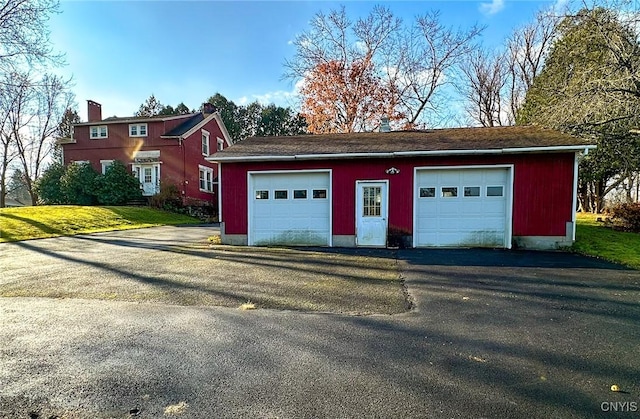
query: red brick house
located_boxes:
[209,126,595,249]
[61,100,233,206]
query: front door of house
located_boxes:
[356,181,388,247]
[134,164,159,196]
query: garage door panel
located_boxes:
[416,168,509,248]
[250,172,330,246]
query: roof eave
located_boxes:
[207,145,596,163]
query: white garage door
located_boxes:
[249,171,331,246]
[415,167,511,248]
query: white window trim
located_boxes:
[202,129,210,156]
[217,137,224,152]
[100,159,114,174]
[73,160,90,165]
[199,164,214,193]
[90,125,108,139]
[129,123,148,137]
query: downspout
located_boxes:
[572,147,591,241]
[572,152,579,242]
[181,137,186,204]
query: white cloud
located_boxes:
[479,0,505,16]
[235,81,304,109]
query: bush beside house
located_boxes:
[36,161,142,206]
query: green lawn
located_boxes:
[0,205,200,242]
[574,212,640,269]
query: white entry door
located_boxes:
[356,181,388,247]
[133,164,160,196]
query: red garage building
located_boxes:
[209,126,594,249]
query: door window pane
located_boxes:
[419,187,435,198]
[255,190,268,199]
[313,189,327,199]
[144,168,152,183]
[442,187,457,197]
[293,189,307,199]
[363,186,381,217]
[274,190,288,199]
[487,186,504,197]
[464,186,480,197]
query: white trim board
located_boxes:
[208,145,596,163]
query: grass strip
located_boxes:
[0,205,199,242]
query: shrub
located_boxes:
[35,162,67,204]
[94,161,143,205]
[608,203,640,232]
[148,182,183,212]
[60,162,99,205]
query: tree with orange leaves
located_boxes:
[285,5,483,132]
[300,58,401,133]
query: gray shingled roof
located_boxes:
[161,113,205,137]
[211,126,594,161]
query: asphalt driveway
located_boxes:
[1,226,639,418]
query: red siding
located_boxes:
[221,153,576,238]
[511,153,574,236]
[62,114,230,207]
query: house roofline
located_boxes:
[206,145,596,163]
[159,112,234,145]
[74,113,196,127]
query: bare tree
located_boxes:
[458,49,508,127]
[505,8,559,123]
[286,6,484,132]
[394,11,484,128]
[285,6,403,133]
[4,73,73,205]
[0,71,29,207]
[0,0,62,70]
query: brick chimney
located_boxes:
[202,102,217,115]
[87,100,102,122]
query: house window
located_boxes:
[202,130,210,156]
[217,138,224,152]
[100,160,114,174]
[198,165,214,193]
[129,123,148,137]
[90,125,108,139]
[274,190,288,199]
[293,189,307,199]
[255,190,269,199]
[441,187,458,197]
[464,186,480,197]
[72,160,90,165]
[487,186,504,197]
[419,187,435,198]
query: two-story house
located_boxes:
[60,100,233,207]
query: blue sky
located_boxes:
[50,0,562,121]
